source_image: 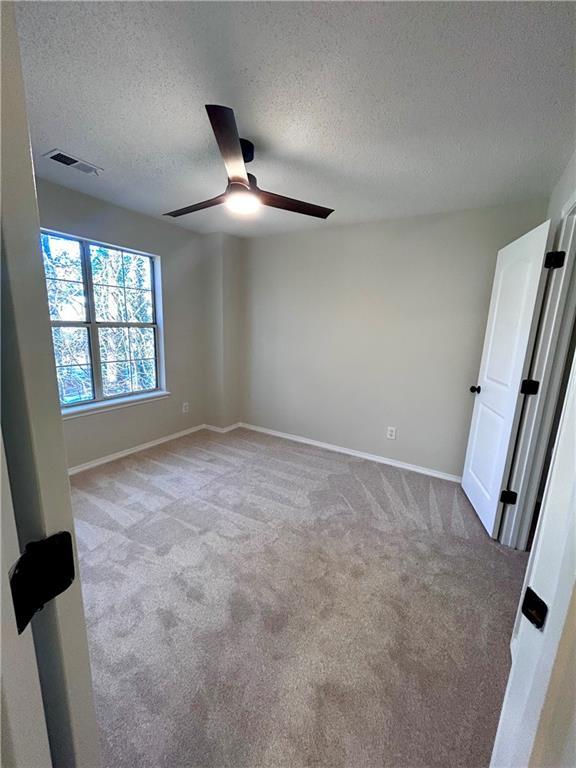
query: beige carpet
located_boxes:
[71,428,527,768]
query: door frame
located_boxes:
[490,344,576,766]
[1,436,53,768]
[1,4,101,766]
[499,198,576,549]
[462,222,551,538]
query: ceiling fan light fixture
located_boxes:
[225,188,261,216]
[163,105,333,220]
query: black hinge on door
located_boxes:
[9,531,75,634]
[500,489,518,505]
[521,586,548,630]
[544,251,565,269]
[520,378,540,395]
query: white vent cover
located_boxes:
[42,149,102,176]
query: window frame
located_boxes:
[42,229,166,412]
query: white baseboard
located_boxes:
[68,422,247,474]
[205,422,242,434]
[68,424,209,475]
[237,422,461,483]
[68,421,461,483]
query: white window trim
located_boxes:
[41,228,167,415]
[61,389,171,420]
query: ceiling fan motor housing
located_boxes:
[240,138,254,164]
[228,180,253,194]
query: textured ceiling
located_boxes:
[16,1,575,236]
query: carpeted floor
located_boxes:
[71,428,527,768]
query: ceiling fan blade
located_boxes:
[205,104,249,187]
[164,194,226,217]
[259,190,334,219]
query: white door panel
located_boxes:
[467,402,504,496]
[490,349,576,767]
[485,257,532,386]
[1,438,52,768]
[462,221,550,536]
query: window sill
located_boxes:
[61,390,171,420]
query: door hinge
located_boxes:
[544,251,565,269]
[9,531,75,634]
[521,586,548,630]
[521,378,540,395]
[500,489,518,505]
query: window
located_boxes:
[41,231,162,408]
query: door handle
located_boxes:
[9,531,75,634]
[470,385,481,394]
[521,587,548,630]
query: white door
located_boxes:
[2,4,101,765]
[462,221,550,536]
[500,207,576,548]
[1,438,52,768]
[490,348,576,767]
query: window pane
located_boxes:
[89,244,124,286]
[131,359,157,392]
[41,233,162,406]
[123,253,152,290]
[41,233,83,282]
[94,285,127,322]
[56,365,93,405]
[102,361,132,397]
[129,327,155,360]
[52,327,91,367]
[99,327,129,362]
[47,279,87,321]
[126,289,153,323]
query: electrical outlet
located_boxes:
[386,426,396,440]
[182,402,189,414]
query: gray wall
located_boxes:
[36,179,214,467]
[240,201,547,477]
[37,179,547,477]
[201,234,245,428]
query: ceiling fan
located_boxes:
[164,105,334,220]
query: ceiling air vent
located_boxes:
[50,152,77,166]
[43,149,102,176]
